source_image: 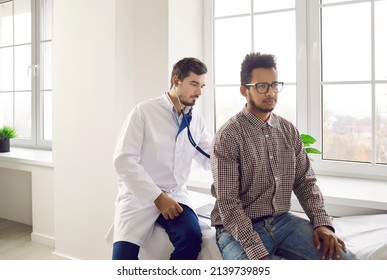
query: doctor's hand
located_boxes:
[154,192,184,220]
[313,226,347,260]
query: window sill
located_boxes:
[187,164,387,212]
[0,147,53,168]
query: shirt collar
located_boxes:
[242,105,280,129]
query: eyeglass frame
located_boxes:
[244,81,284,94]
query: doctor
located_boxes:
[111,57,212,260]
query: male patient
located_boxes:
[210,52,357,260]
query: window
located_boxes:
[204,0,387,180]
[0,0,52,149]
[310,0,387,178]
[207,0,300,131]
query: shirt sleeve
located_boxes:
[292,127,333,228]
[113,106,162,205]
[211,130,269,260]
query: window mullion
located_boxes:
[12,0,15,129]
[202,0,215,133]
[250,0,254,52]
[371,0,376,165]
[31,0,38,147]
[295,0,308,133]
[308,0,322,152]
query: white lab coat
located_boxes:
[108,94,212,247]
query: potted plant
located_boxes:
[0,126,17,153]
[301,133,322,160]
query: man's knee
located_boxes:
[339,249,358,260]
[112,241,140,260]
[216,229,248,260]
[169,224,202,260]
[175,223,202,248]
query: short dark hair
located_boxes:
[240,52,277,85]
[170,57,207,88]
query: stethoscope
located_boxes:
[174,87,210,159]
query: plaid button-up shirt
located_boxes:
[210,106,332,260]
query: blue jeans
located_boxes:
[216,212,357,260]
[113,204,202,260]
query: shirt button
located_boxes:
[270,155,273,159]
[274,177,279,181]
[265,134,269,137]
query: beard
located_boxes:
[248,98,275,114]
[181,98,196,107]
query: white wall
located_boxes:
[115,0,136,131]
[0,168,32,225]
[0,155,55,246]
[116,0,169,125]
[53,0,204,259]
[168,0,207,114]
[168,0,204,71]
[52,0,117,259]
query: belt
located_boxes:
[215,215,273,231]
[251,216,268,224]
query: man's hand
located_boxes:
[313,226,347,260]
[154,192,183,220]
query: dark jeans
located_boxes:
[112,204,202,260]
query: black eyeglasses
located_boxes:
[245,82,284,94]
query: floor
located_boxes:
[0,217,59,260]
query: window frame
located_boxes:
[309,0,387,180]
[203,0,310,134]
[203,0,387,180]
[0,0,52,150]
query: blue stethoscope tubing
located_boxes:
[182,110,210,159]
[173,86,210,159]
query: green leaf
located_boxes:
[305,147,322,154]
[0,126,17,141]
[301,134,317,146]
[301,133,322,160]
